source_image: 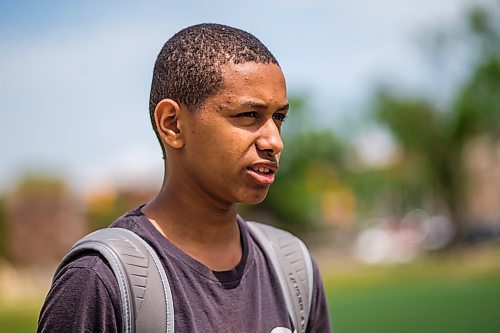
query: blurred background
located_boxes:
[2,0,500,332]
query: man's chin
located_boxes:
[239,191,269,205]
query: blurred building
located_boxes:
[4,176,87,268]
[464,136,500,232]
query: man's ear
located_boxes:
[154,99,185,149]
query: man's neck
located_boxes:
[142,182,242,271]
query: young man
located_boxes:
[38,23,332,332]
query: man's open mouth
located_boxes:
[250,166,274,175]
[247,162,278,185]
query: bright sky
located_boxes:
[0,0,488,193]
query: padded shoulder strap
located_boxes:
[247,221,314,333]
[55,228,174,333]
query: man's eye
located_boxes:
[273,113,287,122]
[237,112,258,118]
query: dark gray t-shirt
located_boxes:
[38,207,332,332]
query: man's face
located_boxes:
[179,62,288,205]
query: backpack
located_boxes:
[55,220,314,333]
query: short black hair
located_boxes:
[149,23,279,157]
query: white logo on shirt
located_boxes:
[270,327,294,333]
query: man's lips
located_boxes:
[247,161,278,186]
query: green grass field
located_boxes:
[325,248,500,332]
[1,248,500,332]
[0,298,40,333]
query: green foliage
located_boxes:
[454,56,500,140]
[468,6,490,36]
[467,5,500,55]
[455,3,500,141]
[375,93,444,152]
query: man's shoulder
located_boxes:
[39,251,122,332]
[54,245,118,287]
[108,206,145,229]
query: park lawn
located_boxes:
[0,297,41,333]
[326,250,500,333]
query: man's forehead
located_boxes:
[221,62,285,89]
[220,61,285,83]
[196,61,287,112]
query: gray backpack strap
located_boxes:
[55,228,174,333]
[247,221,314,333]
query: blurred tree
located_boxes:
[374,92,465,238]
[15,173,67,197]
[373,3,500,245]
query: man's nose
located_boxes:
[255,119,284,156]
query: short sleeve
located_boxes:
[306,257,333,333]
[37,253,122,333]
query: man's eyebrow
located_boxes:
[240,101,289,111]
[277,103,289,111]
